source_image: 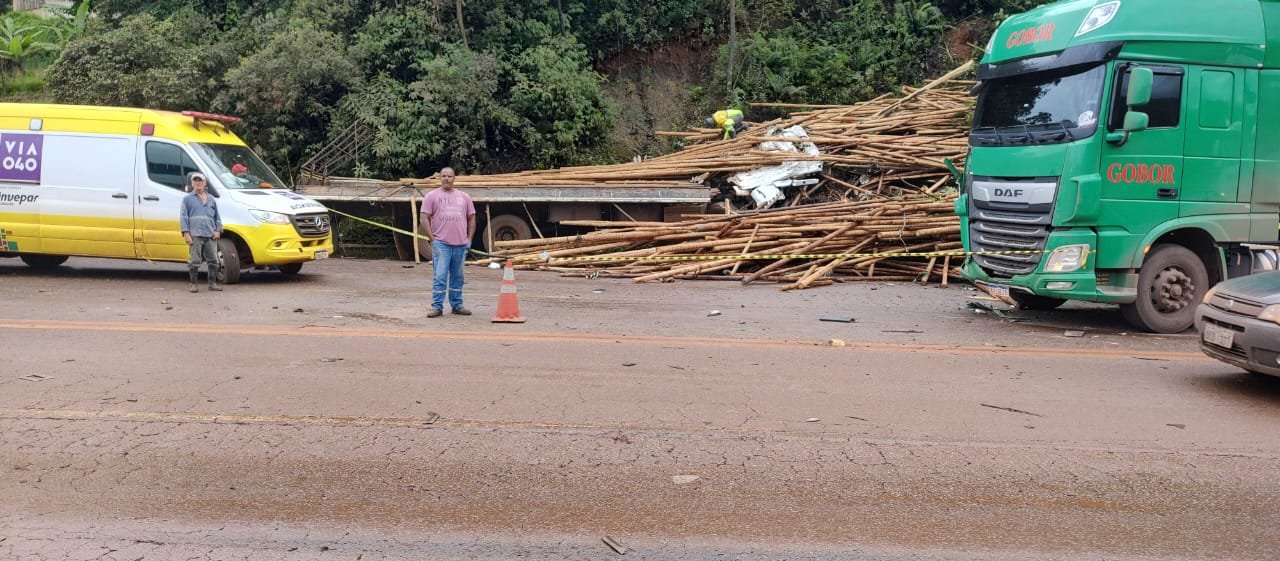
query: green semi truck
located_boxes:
[959,0,1280,333]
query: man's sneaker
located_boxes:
[427,308,443,318]
[189,284,199,293]
[452,307,472,316]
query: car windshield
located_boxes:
[190,143,288,190]
[971,63,1106,147]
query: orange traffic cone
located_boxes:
[492,259,526,323]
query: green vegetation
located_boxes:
[18,0,1054,178]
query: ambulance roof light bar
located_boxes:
[180,110,242,133]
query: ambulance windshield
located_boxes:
[191,143,287,190]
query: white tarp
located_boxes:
[729,125,823,209]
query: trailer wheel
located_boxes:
[1010,291,1066,311]
[216,238,242,285]
[20,254,68,269]
[1120,244,1207,333]
[485,214,532,254]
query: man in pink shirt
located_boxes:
[420,167,477,317]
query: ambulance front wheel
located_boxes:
[20,254,68,269]
[216,238,242,284]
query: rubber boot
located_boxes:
[208,264,223,291]
[188,268,199,293]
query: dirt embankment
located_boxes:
[597,41,719,161]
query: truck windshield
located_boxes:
[190,143,288,190]
[971,63,1106,147]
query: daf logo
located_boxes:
[994,188,1024,198]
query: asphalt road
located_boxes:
[1,256,1278,561]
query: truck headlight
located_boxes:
[249,209,291,224]
[1076,1,1120,37]
[1259,304,1280,326]
[1044,244,1089,273]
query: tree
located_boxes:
[0,15,58,93]
[213,25,358,175]
[46,13,224,108]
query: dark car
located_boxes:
[1195,270,1280,377]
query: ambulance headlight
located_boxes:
[249,209,291,225]
[1045,244,1090,273]
[1076,1,1120,37]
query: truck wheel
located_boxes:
[1010,291,1066,311]
[216,238,242,285]
[20,254,68,269]
[1120,244,1207,333]
[278,262,303,275]
[485,214,532,254]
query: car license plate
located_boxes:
[985,283,1010,300]
[1202,323,1235,349]
[314,250,329,260]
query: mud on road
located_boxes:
[1,257,1278,561]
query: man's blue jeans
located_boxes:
[431,240,468,310]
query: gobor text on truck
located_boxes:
[958,0,1280,333]
[0,104,333,283]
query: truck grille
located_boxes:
[967,177,1057,278]
[292,212,332,238]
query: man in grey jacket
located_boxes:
[179,172,224,293]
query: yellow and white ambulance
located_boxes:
[0,104,333,283]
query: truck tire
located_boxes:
[278,262,303,275]
[216,238,242,285]
[20,254,68,269]
[1010,291,1066,311]
[1120,244,1207,333]
[485,214,532,254]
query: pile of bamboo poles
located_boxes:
[463,62,976,289]
[490,194,963,290]
[393,62,975,198]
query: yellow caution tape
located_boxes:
[324,207,1085,263]
[542,249,1072,263]
[328,207,433,241]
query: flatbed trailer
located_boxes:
[297,178,712,258]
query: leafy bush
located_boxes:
[46,13,228,109]
[213,26,358,176]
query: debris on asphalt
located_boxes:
[882,329,922,334]
[424,412,440,425]
[845,415,870,422]
[320,357,344,363]
[806,417,821,423]
[708,310,722,317]
[293,308,304,313]
[826,339,846,347]
[592,289,605,294]
[981,403,1044,417]
[18,374,51,382]
[819,314,855,323]
[1064,330,1085,337]
[672,475,700,485]
[1167,423,1185,429]
[968,301,995,312]
[623,362,637,367]
[602,536,628,555]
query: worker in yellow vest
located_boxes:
[705,108,745,140]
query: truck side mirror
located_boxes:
[1123,111,1149,133]
[1127,67,1153,107]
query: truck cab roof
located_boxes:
[983,0,1270,70]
